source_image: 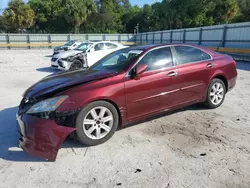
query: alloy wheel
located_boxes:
[210,82,224,105]
[83,106,114,140]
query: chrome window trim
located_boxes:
[126,45,174,77]
[171,44,213,66]
[125,44,214,77]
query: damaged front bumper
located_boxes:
[16,114,76,161]
[51,59,70,70]
[57,59,71,70]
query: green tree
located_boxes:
[98,0,125,33]
[207,0,239,24]
[29,0,67,33]
[0,16,8,32]
[235,0,250,21]
[0,0,246,34]
[122,5,141,32]
[83,0,131,33]
[63,0,97,33]
[3,0,35,32]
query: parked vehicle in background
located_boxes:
[17,44,237,161]
[53,40,83,55]
[51,41,128,70]
[51,42,93,70]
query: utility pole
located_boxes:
[135,23,139,34]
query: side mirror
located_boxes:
[135,64,147,78]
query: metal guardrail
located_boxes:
[0,33,136,49]
[136,22,250,49]
[0,22,250,53]
[0,41,137,48]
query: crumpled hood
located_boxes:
[24,69,118,98]
[53,50,82,59]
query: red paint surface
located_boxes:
[17,114,75,161]
[17,44,237,161]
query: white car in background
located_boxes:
[53,40,83,55]
[51,41,128,70]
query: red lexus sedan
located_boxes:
[17,44,237,161]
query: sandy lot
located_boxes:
[0,50,250,188]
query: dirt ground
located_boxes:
[0,50,250,188]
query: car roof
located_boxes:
[126,43,208,51]
[92,41,122,45]
[122,44,166,52]
[80,40,92,43]
[128,44,161,50]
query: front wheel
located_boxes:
[205,78,226,109]
[69,59,82,70]
[75,101,119,146]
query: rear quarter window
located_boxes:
[174,46,211,65]
[105,43,118,49]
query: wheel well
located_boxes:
[214,75,228,92]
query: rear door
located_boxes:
[172,45,214,104]
[87,43,106,66]
[125,47,182,121]
[104,42,119,55]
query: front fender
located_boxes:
[56,76,127,124]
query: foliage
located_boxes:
[0,0,248,33]
[235,0,250,21]
[28,0,66,33]
[63,0,97,33]
[0,15,8,32]
[82,0,130,33]
[3,0,35,32]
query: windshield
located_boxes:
[64,40,76,46]
[90,48,143,72]
[75,43,92,51]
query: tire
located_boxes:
[70,59,82,70]
[205,78,226,109]
[75,101,119,146]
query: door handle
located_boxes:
[206,63,214,68]
[168,71,178,77]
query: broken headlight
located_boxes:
[27,95,68,114]
[61,56,74,62]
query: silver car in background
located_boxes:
[53,40,83,55]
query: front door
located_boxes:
[125,47,182,121]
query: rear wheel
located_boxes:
[75,101,119,146]
[205,78,226,109]
[70,59,82,70]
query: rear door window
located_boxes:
[105,43,118,49]
[94,43,105,51]
[174,46,211,65]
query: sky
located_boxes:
[0,0,160,10]
[0,0,29,11]
[130,0,160,7]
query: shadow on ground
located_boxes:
[118,103,208,131]
[0,106,83,162]
[44,55,53,57]
[36,67,60,73]
[0,103,208,162]
[237,61,250,71]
